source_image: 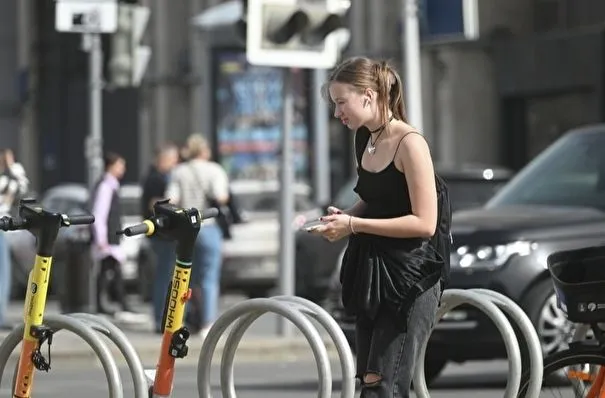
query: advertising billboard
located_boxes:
[212,49,310,183]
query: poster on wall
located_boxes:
[212,49,310,183]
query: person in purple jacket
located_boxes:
[90,152,136,316]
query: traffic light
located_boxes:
[246,0,350,69]
[108,3,151,87]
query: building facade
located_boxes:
[9,0,605,192]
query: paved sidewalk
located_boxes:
[0,298,341,364]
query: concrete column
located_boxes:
[189,0,206,138]
[17,0,39,189]
[348,0,367,53]
[347,0,366,174]
[151,0,170,148]
[137,0,151,176]
[368,0,384,54]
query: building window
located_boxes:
[420,0,465,39]
[533,0,566,32]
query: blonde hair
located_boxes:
[323,57,407,124]
[186,134,210,158]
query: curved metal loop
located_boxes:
[217,296,355,398]
[413,289,522,398]
[219,309,331,398]
[197,298,331,398]
[0,314,123,398]
[473,289,543,398]
[69,312,149,398]
[272,295,356,398]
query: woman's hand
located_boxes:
[326,206,343,215]
[293,206,342,230]
[317,214,352,242]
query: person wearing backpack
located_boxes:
[311,57,451,398]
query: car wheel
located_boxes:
[524,279,574,356]
[523,278,574,383]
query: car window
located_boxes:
[487,132,605,210]
[42,197,86,214]
[446,180,508,211]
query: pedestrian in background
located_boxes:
[91,152,143,320]
[166,134,229,339]
[141,142,180,333]
[0,149,29,329]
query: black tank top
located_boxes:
[340,127,443,324]
[354,127,423,249]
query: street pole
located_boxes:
[86,32,104,190]
[312,68,331,205]
[403,0,423,131]
[277,68,296,337]
[84,32,104,313]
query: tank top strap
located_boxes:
[392,131,422,161]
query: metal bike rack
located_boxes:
[218,296,355,398]
[0,314,124,398]
[69,313,149,398]
[197,296,356,398]
[413,289,523,398]
[473,288,543,398]
[271,296,355,397]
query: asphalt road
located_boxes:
[0,358,540,398]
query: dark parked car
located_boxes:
[328,124,605,384]
[430,125,605,379]
[295,164,513,303]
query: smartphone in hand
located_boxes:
[301,219,326,233]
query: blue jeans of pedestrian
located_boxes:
[0,231,12,326]
[188,223,223,329]
[151,236,177,331]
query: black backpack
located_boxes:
[354,129,452,288]
[433,174,452,289]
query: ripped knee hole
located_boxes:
[362,372,382,386]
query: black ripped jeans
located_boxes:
[355,282,441,398]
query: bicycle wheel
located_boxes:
[517,345,605,398]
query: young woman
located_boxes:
[314,57,447,397]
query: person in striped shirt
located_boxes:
[166,134,229,339]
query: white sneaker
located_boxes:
[115,311,150,324]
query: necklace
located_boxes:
[367,116,394,155]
